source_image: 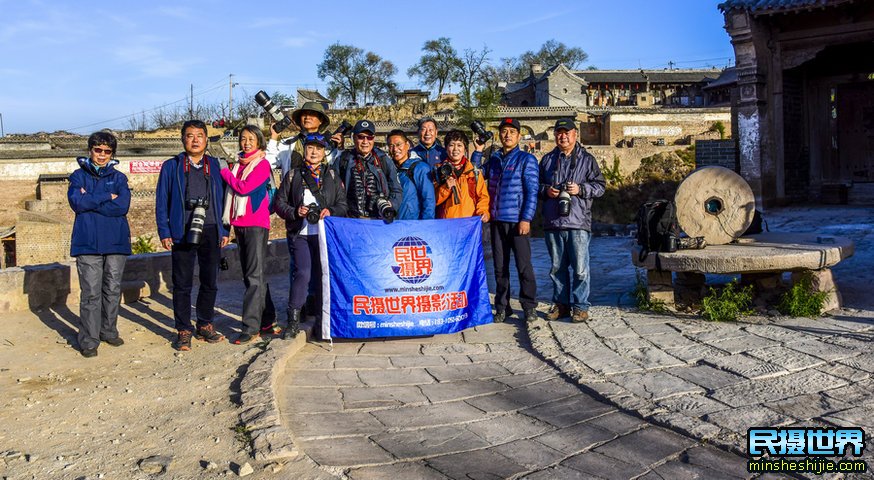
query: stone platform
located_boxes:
[632,233,855,310]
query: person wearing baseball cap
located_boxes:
[473,117,539,323]
[272,132,348,340]
[332,119,403,220]
[540,118,604,323]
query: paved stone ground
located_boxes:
[279,320,749,479]
[261,206,874,478]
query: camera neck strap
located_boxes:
[557,145,578,184]
[184,154,211,203]
[299,165,328,208]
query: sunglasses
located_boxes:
[355,134,374,141]
[91,147,113,155]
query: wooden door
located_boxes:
[837,82,874,182]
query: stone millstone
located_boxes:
[675,166,756,245]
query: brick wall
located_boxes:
[695,139,737,170]
[15,220,72,265]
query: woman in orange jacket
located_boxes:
[434,130,490,222]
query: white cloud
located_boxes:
[283,36,314,48]
[247,17,296,29]
[485,10,576,34]
[113,38,200,77]
[156,6,193,20]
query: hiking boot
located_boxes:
[493,308,512,323]
[525,308,539,323]
[571,308,589,323]
[546,304,570,321]
[195,323,225,343]
[80,347,98,358]
[173,330,193,351]
[282,309,301,340]
[101,337,124,347]
[233,332,260,345]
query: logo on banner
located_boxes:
[390,236,432,284]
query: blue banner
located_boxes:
[320,217,493,339]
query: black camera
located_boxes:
[255,90,293,133]
[305,203,322,224]
[555,183,572,217]
[330,120,353,148]
[436,163,461,205]
[186,197,209,244]
[470,120,493,145]
[374,196,396,223]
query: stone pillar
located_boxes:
[790,269,842,312]
[646,270,675,308]
[725,10,776,207]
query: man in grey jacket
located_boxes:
[539,119,605,323]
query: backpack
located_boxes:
[742,209,768,236]
[635,199,680,262]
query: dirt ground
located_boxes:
[0,284,321,480]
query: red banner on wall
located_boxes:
[129,160,164,174]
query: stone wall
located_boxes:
[695,139,737,170]
[605,110,732,145]
[0,240,291,314]
[15,215,72,266]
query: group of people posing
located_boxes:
[67,102,605,358]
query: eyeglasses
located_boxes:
[91,147,113,155]
[355,134,374,141]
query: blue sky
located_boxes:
[0,0,734,134]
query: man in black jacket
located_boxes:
[332,120,402,220]
[539,119,605,323]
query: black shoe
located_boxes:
[493,311,506,323]
[101,337,124,347]
[282,309,301,340]
[173,330,193,351]
[525,308,539,323]
[80,347,98,358]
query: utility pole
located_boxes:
[189,84,194,118]
[0,113,4,138]
[668,61,675,71]
[229,74,234,124]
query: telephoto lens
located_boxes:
[330,120,353,148]
[305,203,321,224]
[470,120,494,145]
[375,197,396,224]
[188,202,207,244]
[557,185,571,217]
[255,90,292,132]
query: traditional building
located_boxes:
[502,64,725,108]
[296,89,333,110]
[394,89,431,105]
[721,0,874,206]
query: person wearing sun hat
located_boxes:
[272,132,347,340]
[265,101,340,176]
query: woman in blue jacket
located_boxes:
[67,131,132,358]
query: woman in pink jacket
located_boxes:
[220,125,277,344]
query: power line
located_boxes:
[65,81,228,132]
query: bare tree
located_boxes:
[456,46,492,109]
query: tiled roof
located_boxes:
[572,70,722,84]
[719,0,853,13]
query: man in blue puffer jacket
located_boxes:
[475,117,539,323]
[68,131,132,358]
[155,120,230,352]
